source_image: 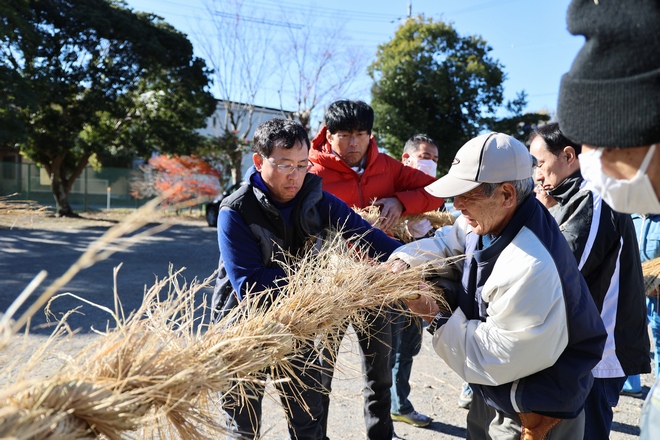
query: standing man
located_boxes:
[390,132,606,439]
[309,100,444,439]
[404,133,473,410]
[557,3,660,438]
[212,118,402,440]
[624,213,660,397]
[388,134,440,429]
[310,100,444,232]
[401,134,439,177]
[557,0,660,215]
[529,123,650,439]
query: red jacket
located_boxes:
[309,126,445,213]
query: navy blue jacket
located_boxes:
[212,171,400,320]
[393,195,607,418]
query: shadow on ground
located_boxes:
[425,420,467,437]
[0,223,219,334]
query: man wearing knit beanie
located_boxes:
[557,0,660,216]
[558,2,660,439]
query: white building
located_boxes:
[198,100,294,181]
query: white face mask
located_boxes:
[414,159,438,177]
[578,143,660,214]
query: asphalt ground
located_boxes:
[0,220,219,335]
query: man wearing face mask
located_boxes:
[528,123,650,440]
[557,1,660,438]
[400,134,440,239]
[557,0,660,215]
[402,134,439,176]
[387,134,440,431]
[400,134,474,412]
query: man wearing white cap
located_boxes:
[389,132,607,439]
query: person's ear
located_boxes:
[253,153,263,171]
[326,129,333,144]
[564,146,578,165]
[402,152,411,163]
[500,183,517,208]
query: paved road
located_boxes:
[0,222,219,334]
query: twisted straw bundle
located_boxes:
[0,228,448,439]
[1,271,226,439]
[255,233,436,361]
[353,206,456,243]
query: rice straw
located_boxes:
[0,226,452,438]
[353,206,456,243]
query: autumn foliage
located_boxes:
[131,155,221,206]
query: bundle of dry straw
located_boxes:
[265,230,448,340]
[1,271,224,439]
[643,257,660,297]
[1,228,449,439]
[354,206,456,243]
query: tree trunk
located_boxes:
[296,110,312,134]
[47,154,90,217]
[230,143,245,185]
[230,167,240,187]
[51,171,76,217]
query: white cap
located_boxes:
[425,133,534,198]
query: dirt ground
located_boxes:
[0,209,652,439]
[255,327,652,440]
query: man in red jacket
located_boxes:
[310,100,444,440]
[310,100,444,232]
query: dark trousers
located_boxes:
[390,312,423,415]
[583,376,626,440]
[223,348,324,440]
[467,391,585,440]
[320,310,393,440]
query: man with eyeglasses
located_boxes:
[211,118,402,440]
[309,100,444,440]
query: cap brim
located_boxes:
[425,175,481,198]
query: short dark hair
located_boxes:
[528,122,582,156]
[403,134,438,155]
[252,118,310,157]
[324,100,374,134]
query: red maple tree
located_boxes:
[132,155,221,207]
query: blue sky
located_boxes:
[124,0,581,120]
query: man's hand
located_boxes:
[373,197,404,232]
[405,287,441,323]
[534,185,558,209]
[388,259,442,322]
[385,258,408,274]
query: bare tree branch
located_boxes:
[276,9,367,132]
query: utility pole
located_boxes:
[407,0,412,18]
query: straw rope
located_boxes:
[0,228,448,439]
[353,206,456,243]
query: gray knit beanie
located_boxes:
[557,0,660,148]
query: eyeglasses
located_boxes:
[262,156,313,174]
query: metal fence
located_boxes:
[0,162,152,211]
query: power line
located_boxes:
[129,0,399,25]
[213,11,304,29]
